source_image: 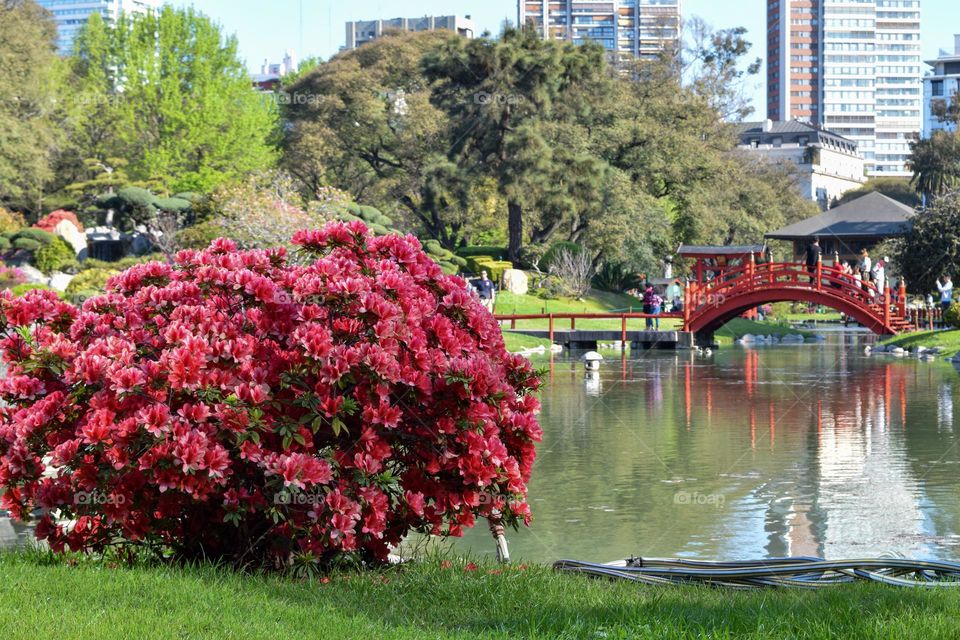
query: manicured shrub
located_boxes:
[475,260,513,283]
[34,209,84,233]
[176,220,227,250]
[12,237,40,252]
[0,221,542,568]
[464,255,494,274]
[455,246,508,261]
[0,237,10,251]
[13,228,55,245]
[35,237,78,273]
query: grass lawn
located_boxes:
[715,318,811,345]
[494,290,681,331]
[3,551,960,639]
[501,332,552,352]
[880,329,960,357]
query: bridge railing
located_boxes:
[494,311,683,344]
[684,260,907,331]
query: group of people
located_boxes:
[804,239,888,297]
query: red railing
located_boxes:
[493,312,683,344]
[683,257,911,334]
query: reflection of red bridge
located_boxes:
[683,258,912,337]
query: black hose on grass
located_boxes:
[553,556,960,588]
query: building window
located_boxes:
[932,80,944,97]
[772,137,783,148]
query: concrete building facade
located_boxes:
[738,120,867,210]
[923,34,960,137]
[766,0,922,177]
[518,0,682,61]
[35,0,160,53]
[344,15,476,50]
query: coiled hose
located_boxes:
[553,556,960,588]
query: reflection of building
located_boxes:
[737,120,866,210]
[344,15,476,50]
[766,0,922,176]
[765,191,914,263]
[35,0,160,53]
[923,35,960,137]
[518,0,681,62]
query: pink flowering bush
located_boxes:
[34,209,84,234]
[0,221,541,566]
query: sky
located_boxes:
[173,0,960,118]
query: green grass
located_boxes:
[3,551,960,639]
[715,318,811,345]
[494,290,681,331]
[501,332,552,352]
[780,311,844,323]
[880,329,960,357]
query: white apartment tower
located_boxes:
[35,0,161,53]
[923,35,960,137]
[518,0,682,61]
[767,0,922,176]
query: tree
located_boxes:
[894,190,960,294]
[0,0,60,211]
[909,131,960,204]
[64,7,278,193]
[424,28,609,262]
[834,177,921,208]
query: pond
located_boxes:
[457,332,960,564]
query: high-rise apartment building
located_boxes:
[35,0,160,54]
[518,0,682,61]
[922,35,960,137]
[767,0,921,177]
[344,15,476,50]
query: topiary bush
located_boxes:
[474,260,513,283]
[0,221,542,568]
[12,237,40,252]
[455,246,508,261]
[464,255,494,274]
[34,237,78,274]
[12,228,55,245]
[8,283,63,298]
[0,237,10,251]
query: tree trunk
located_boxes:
[507,200,523,263]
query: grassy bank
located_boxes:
[715,318,810,344]
[2,551,960,639]
[501,332,552,352]
[493,290,682,331]
[880,329,960,357]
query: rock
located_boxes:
[891,347,906,356]
[47,271,74,292]
[52,218,87,257]
[502,269,529,295]
[741,334,754,342]
[872,344,886,353]
[916,346,928,355]
[928,347,943,354]
[17,264,46,284]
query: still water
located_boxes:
[458,332,960,564]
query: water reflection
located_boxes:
[457,334,960,563]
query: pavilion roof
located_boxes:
[765,192,914,240]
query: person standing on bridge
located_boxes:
[804,237,822,283]
[937,275,953,315]
[643,285,662,330]
[872,258,886,299]
[858,249,872,294]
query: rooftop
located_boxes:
[737,120,859,155]
[765,192,915,240]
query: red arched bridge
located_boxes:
[496,245,926,348]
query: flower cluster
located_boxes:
[0,221,541,566]
[33,209,84,234]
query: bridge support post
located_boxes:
[694,331,716,349]
[548,314,554,344]
[884,286,891,328]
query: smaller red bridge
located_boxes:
[680,245,912,338]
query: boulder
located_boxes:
[18,264,46,284]
[502,269,529,295]
[52,218,87,257]
[47,271,74,292]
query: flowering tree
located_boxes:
[0,221,541,568]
